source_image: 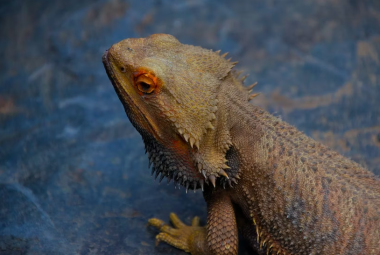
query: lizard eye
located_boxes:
[135,75,156,94]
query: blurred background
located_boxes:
[1,0,380,254]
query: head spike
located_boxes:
[207,122,214,130]
[209,175,216,187]
[154,171,160,180]
[189,137,195,148]
[222,164,231,169]
[199,180,204,191]
[173,171,179,181]
[241,74,249,82]
[219,169,229,179]
[195,140,200,149]
[159,173,165,183]
[247,81,258,90]
[248,93,260,101]
[215,50,221,54]
[185,182,189,193]
[221,52,229,58]
[197,163,203,172]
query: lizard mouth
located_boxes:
[102,50,159,139]
[103,50,205,192]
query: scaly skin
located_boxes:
[102,34,380,255]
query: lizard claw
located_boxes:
[148,213,205,253]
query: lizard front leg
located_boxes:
[204,187,239,255]
[148,187,238,255]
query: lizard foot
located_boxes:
[148,212,205,253]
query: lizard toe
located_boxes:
[148,213,206,253]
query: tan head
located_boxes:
[102,34,238,190]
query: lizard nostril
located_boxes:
[120,67,126,72]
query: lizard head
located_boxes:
[103,34,237,191]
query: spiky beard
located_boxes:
[142,133,241,192]
[142,135,206,193]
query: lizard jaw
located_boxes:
[102,50,162,141]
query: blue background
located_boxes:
[1,0,380,254]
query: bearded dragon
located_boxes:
[102,34,380,255]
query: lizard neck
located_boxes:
[211,74,269,186]
[217,74,269,150]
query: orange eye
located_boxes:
[135,75,156,94]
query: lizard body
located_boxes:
[102,34,380,255]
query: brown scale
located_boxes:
[103,34,380,255]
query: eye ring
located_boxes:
[135,75,156,94]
